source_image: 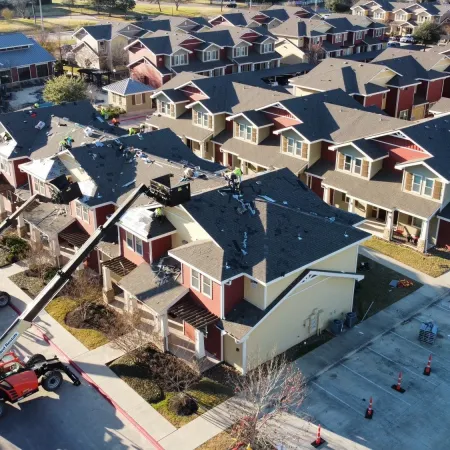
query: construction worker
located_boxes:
[139,123,146,133]
[154,207,164,223]
[233,167,243,184]
[129,127,137,136]
[184,167,194,179]
[112,117,120,127]
[33,103,39,109]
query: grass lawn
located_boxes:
[110,350,234,428]
[354,255,422,321]
[364,237,450,278]
[9,270,46,298]
[46,297,109,350]
[196,430,236,450]
[0,18,97,33]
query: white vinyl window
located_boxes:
[335,34,342,43]
[374,11,384,19]
[355,31,363,40]
[196,110,210,128]
[34,177,46,195]
[202,276,212,298]
[171,53,188,66]
[423,178,434,197]
[238,123,252,140]
[354,158,362,175]
[343,155,363,175]
[204,50,219,61]
[396,14,407,21]
[191,269,200,291]
[126,231,134,249]
[76,201,90,223]
[234,46,248,58]
[374,29,382,37]
[399,109,409,120]
[412,174,422,193]
[262,42,273,53]
[160,101,170,116]
[285,137,302,157]
[135,237,143,255]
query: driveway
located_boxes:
[283,295,450,450]
[0,306,149,450]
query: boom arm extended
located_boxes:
[0,184,149,358]
[0,194,39,235]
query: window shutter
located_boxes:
[404,172,413,191]
[282,135,287,152]
[301,143,308,159]
[337,152,344,170]
[170,103,174,117]
[157,100,161,112]
[142,93,146,104]
[362,160,369,178]
[208,115,212,129]
[433,180,442,200]
[234,121,238,137]
[252,127,257,143]
[132,95,136,106]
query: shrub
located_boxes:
[44,267,59,284]
[2,235,29,262]
[168,393,198,416]
[1,8,13,20]
[99,104,126,119]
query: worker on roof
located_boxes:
[112,117,120,127]
[33,103,39,109]
[139,123,146,133]
[129,127,137,136]
[233,167,243,183]
[65,137,74,147]
[153,207,165,223]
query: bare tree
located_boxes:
[26,244,54,281]
[308,43,325,65]
[11,0,28,18]
[156,0,162,12]
[228,352,306,449]
[35,30,57,56]
[111,42,129,68]
[173,0,184,11]
[68,269,102,301]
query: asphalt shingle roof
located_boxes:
[0,35,55,68]
[170,168,368,283]
[103,78,154,95]
[82,24,112,41]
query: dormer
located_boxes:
[394,9,411,22]
[196,43,221,62]
[330,139,389,180]
[230,41,251,59]
[227,111,273,145]
[152,91,189,118]
[254,36,275,55]
[191,103,213,130]
[168,48,189,69]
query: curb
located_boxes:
[7,303,163,450]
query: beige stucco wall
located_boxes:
[245,276,355,369]
[244,277,265,310]
[213,113,226,136]
[124,93,153,113]
[293,86,320,97]
[369,158,383,179]
[223,333,243,371]
[308,141,321,166]
[167,206,213,247]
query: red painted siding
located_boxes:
[374,137,425,171]
[427,79,444,103]
[151,234,172,262]
[13,158,29,187]
[30,64,37,79]
[224,276,244,315]
[69,201,96,235]
[205,324,221,358]
[364,93,384,109]
[385,87,398,117]
[321,142,336,163]
[182,264,221,316]
[184,322,196,341]
[443,78,450,97]
[95,204,116,227]
[396,86,416,117]
[437,219,450,248]
[310,176,324,199]
[11,68,18,82]
[214,144,222,163]
[119,227,150,265]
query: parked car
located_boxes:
[389,35,400,41]
[226,1,237,7]
[400,34,416,44]
[388,41,401,48]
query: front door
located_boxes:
[378,209,387,222]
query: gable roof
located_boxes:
[171,168,368,283]
[212,11,257,27]
[0,35,55,68]
[81,24,112,41]
[103,78,154,95]
[137,31,198,55]
[271,17,331,37]
[193,25,258,47]
[289,58,393,96]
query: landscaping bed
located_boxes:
[46,297,110,350]
[110,346,234,428]
[364,237,450,277]
[0,234,29,267]
[354,255,422,321]
[9,270,47,298]
[197,431,235,450]
[0,247,10,268]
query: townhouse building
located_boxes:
[0,33,55,86]
[127,26,282,89]
[289,49,450,120]
[270,13,388,61]
[351,0,450,36]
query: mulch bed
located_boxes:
[65,302,119,335]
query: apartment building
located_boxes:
[351,0,450,36]
[289,49,450,120]
[271,13,388,61]
[126,25,282,89]
[0,33,54,86]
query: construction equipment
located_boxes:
[0,177,190,417]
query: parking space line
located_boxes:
[311,381,361,416]
[340,364,412,406]
[435,304,450,314]
[390,331,450,365]
[366,347,439,387]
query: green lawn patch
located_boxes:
[110,347,233,428]
[46,297,109,350]
[364,237,450,278]
[354,255,422,321]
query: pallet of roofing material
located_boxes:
[418,322,438,345]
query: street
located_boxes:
[0,304,149,450]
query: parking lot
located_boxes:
[298,295,450,450]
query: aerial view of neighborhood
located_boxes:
[1,0,450,448]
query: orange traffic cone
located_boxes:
[311,424,325,448]
[424,354,432,376]
[392,371,405,393]
[365,396,374,419]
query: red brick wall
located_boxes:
[151,234,172,262]
[310,176,324,199]
[95,204,116,228]
[224,276,244,315]
[427,79,444,103]
[119,227,150,265]
[205,324,221,358]
[364,93,384,109]
[184,322,196,341]
[396,86,416,117]
[182,264,221,316]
